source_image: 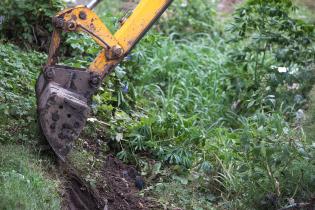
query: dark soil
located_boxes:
[62,173,101,210]
[61,156,161,210]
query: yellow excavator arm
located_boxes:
[36,0,173,161]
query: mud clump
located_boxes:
[62,155,161,210]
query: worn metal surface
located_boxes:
[36,66,100,160]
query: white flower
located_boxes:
[180,0,188,7]
[277,67,288,73]
[295,109,305,123]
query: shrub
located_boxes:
[0,43,45,144]
[225,0,315,115]
[0,0,64,49]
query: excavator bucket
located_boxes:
[36,66,99,160]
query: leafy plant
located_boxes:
[1,1,314,210]
[0,0,64,49]
[225,0,315,115]
[0,43,46,144]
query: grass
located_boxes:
[0,145,60,210]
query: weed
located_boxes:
[89,1,315,209]
[226,0,315,116]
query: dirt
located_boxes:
[62,173,101,210]
[60,155,161,210]
[218,0,243,14]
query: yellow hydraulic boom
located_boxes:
[36,0,173,160]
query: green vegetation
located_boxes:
[0,0,64,48]
[0,43,61,209]
[0,145,60,210]
[0,0,314,209]
[0,44,45,144]
[88,0,315,209]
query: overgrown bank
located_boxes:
[0,44,61,209]
[0,0,314,209]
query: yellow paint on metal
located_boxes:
[89,51,116,74]
[115,0,172,52]
[57,6,119,49]
[47,29,61,66]
[88,0,172,74]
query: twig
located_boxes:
[87,0,103,9]
[278,202,311,210]
[87,117,111,127]
[265,160,281,196]
[279,197,315,210]
[32,26,38,45]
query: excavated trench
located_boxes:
[38,130,159,210]
[63,175,100,210]
[57,155,160,210]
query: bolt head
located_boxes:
[79,11,87,20]
[67,21,76,31]
[50,123,56,130]
[52,112,60,122]
[53,17,64,28]
[74,122,80,129]
[89,74,101,88]
[112,45,123,57]
[44,67,55,80]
